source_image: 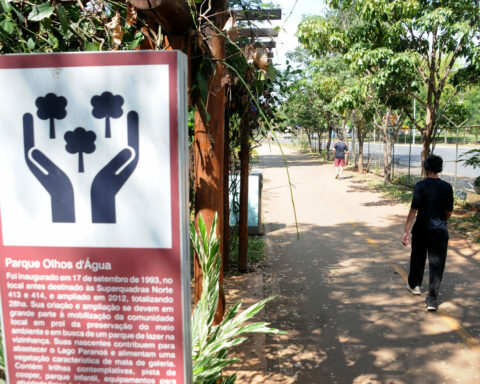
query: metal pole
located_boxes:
[413,99,416,144]
[408,141,412,185]
[455,125,459,191]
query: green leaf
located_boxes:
[197,72,209,104]
[27,38,35,50]
[223,374,237,384]
[11,5,25,24]
[27,3,54,22]
[84,41,100,51]
[47,31,58,48]
[128,31,144,50]
[57,5,69,33]
[1,0,11,13]
[0,18,14,35]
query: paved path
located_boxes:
[248,144,480,384]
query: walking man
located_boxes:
[401,154,454,311]
[333,135,348,179]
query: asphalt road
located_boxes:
[255,144,480,384]
[358,143,477,179]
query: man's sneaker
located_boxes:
[426,296,438,312]
[335,174,339,179]
[407,283,421,295]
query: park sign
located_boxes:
[0,51,191,384]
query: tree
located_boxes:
[296,12,383,174]
[373,107,405,183]
[64,127,96,172]
[281,51,353,160]
[332,80,377,173]
[91,92,125,138]
[35,93,67,139]
[317,0,480,172]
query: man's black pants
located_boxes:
[408,231,449,298]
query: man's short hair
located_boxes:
[424,154,443,174]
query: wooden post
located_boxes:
[193,0,228,322]
[238,109,250,273]
[223,103,231,272]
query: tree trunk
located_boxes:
[317,129,322,155]
[422,78,438,176]
[307,129,312,150]
[238,111,250,273]
[193,0,227,323]
[357,122,364,174]
[382,108,392,184]
[341,118,347,142]
[383,137,391,184]
[422,108,434,178]
[326,125,333,160]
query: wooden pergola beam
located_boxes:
[127,0,192,35]
[234,9,282,21]
[238,40,276,49]
[236,28,279,38]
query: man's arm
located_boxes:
[401,208,418,246]
[446,210,453,220]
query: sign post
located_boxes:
[0,51,191,384]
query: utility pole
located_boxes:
[413,99,416,144]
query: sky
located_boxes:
[268,0,328,68]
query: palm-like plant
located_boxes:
[190,214,284,384]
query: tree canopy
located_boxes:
[296,0,480,171]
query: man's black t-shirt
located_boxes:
[411,178,454,235]
[334,141,348,159]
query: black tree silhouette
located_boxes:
[36,93,67,139]
[64,128,96,173]
[91,92,124,138]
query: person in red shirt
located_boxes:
[333,136,349,180]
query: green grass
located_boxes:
[449,212,480,243]
[355,171,480,244]
[361,174,414,205]
[246,235,265,264]
[228,234,266,271]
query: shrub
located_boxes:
[190,214,284,383]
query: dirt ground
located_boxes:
[225,143,480,384]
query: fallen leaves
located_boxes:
[106,11,123,48]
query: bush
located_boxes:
[190,214,284,383]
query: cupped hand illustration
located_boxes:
[23,113,75,223]
[91,111,139,223]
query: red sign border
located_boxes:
[0,51,191,383]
